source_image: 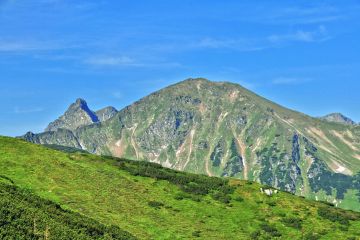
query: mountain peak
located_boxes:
[45,98,99,132]
[95,106,118,122]
[320,113,356,125]
[75,98,87,106]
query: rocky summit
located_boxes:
[320,113,357,125]
[22,78,360,211]
[45,98,100,132]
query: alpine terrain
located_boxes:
[22,78,360,211]
[1,136,360,239]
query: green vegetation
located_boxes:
[115,157,235,203]
[0,182,135,239]
[22,78,360,212]
[1,136,360,239]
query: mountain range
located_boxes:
[2,136,360,239]
[21,78,360,211]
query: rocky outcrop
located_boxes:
[320,113,357,125]
[95,106,118,122]
[45,98,99,132]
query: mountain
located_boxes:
[22,78,360,211]
[321,113,357,125]
[45,98,118,132]
[1,136,360,239]
[45,98,99,132]
[96,106,118,122]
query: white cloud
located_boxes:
[250,5,345,25]
[0,39,79,52]
[112,91,123,99]
[268,25,330,43]
[14,107,44,114]
[85,56,136,66]
[84,55,182,69]
[272,77,311,85]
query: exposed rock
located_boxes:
[320,113,356,125]
[260,188,278,196]
[21,78,360,208]
[95,106,118,122]
[45,98,99,132]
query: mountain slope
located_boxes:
[1,136,360,239]
[321,113,357,125]
[0,181,135,239]
[22,78,360,211]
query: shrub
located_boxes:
[260,223,281,237]
[117,159,235,203]
[148,201,164,209]
[267,201,276,207]
[317,207,359,226]
[303,232,321,240]
[192,231,201,237]
[281,217,302,229]
[250,230,261,239]
[234,196,244,202]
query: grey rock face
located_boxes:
[320,113,356,125]
[45,98,99,132]
[22,129,82,148]
[95,106,118,122]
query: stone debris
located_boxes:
[260,188,278,196]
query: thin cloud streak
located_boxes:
[0,39,82,52]
[268,25,330,43]
[154,26,332,54]
[85,56,136,66]
[272,77,312,85]
[14,107,44,114]
[84,55,183,69]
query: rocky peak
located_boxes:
[95,106,118,122]
[320,113,356,125]
[45,98,99,132]
[74,98,87,107]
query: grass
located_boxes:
[1,136,360,239]
[0,182,135,239]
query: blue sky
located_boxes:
[1,0,360,136]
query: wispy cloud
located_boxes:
[85,56,136,66]
[191,37,266,52]
[268,25,330,43]
[169,25,331,53]
[0,39,80,52]
[112,91,123,99]
[249,4,346,25]
[272,77,312,85]
[14,107,44,114]
[84,55,182,69]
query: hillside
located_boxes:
[0,182,135,239]
[1,136,360,239]
[22,78,360,212]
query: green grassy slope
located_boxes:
[1,136,360,239]
[0,181,135,240]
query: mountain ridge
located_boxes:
[21,78,360,212]
[2,135,360,239]
[320,113,357,126]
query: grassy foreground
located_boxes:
[0,182,136,239]
[1,136,360,239]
